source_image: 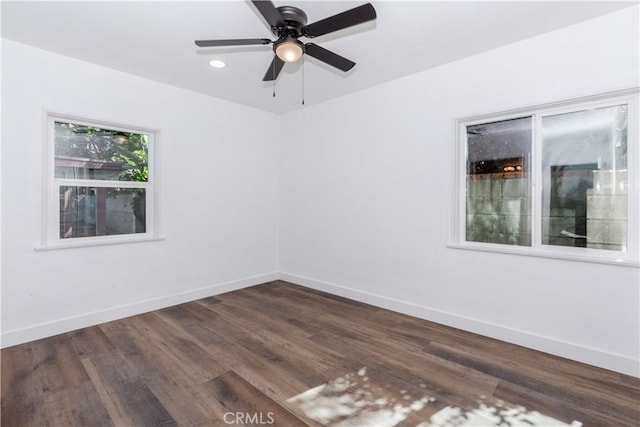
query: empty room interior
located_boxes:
[1,1,639,426]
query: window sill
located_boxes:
[35,236,165,251]
[446,243,640,268]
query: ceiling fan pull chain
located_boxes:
[301,55,305,106]
[272,58,276,97]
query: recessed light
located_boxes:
[209,60,226,69]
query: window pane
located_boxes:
[54,121,148,182]
[541,105,627,251]
[466,117,532,246]
[59,186,146,239]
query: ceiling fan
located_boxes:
[195,1,377,81]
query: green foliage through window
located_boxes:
[54,122,148,183]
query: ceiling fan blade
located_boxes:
[195,38,272,47]
[262,55,285,81]
[304,43,355,72]
[303,3,376,38]
[251,0,286,28]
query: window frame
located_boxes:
[451,88,639,267]
[40,112,161,250]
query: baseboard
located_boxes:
[279,272,640,378]
[1,272,279,348]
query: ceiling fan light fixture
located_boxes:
[275,39,304,63]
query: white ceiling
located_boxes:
[2,1,636,114]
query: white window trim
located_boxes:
[450,88,639,268]
[38,112,161,250]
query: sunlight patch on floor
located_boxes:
[422,397,583,427]
[287,367,434,426]
[287,368,583,427]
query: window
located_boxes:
[453,89,638,266]
[42,113,158,249]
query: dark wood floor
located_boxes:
[2,281,639,426]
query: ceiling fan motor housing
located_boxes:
[274,6,307,38]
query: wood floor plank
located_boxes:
[203,370,311,426]
[29,334,91,393]
[69,325,117,359]
[81,352,177,426]
[2,280,638,426]
[1,344,51,427]
[41,381,113,427]
[100,318,227,425]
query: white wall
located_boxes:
[1,39,279,345]
[279,7,640,376]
